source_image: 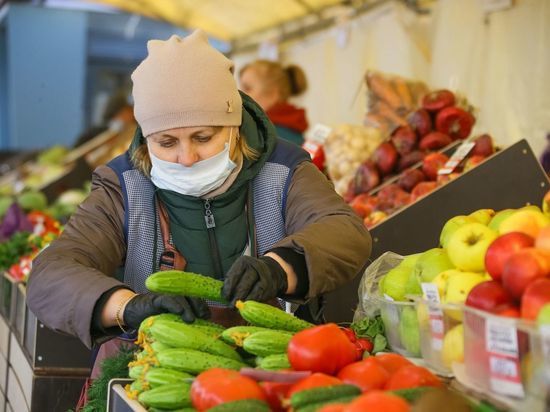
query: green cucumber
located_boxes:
[220,326,274,346]
[146,270,226,302]
[235,300,313,332]
[291,384,361,409]
[390,386,432,403]
[151,320,242,361]
[157,348,246,374]
[242,330,293,357]
[256,353,291,370]
[207,399,271,411]
[295,395,357,412]
[145,368,194,388]
[138,382,192,409]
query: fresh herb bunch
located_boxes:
[0,231,34,271]
[350,314,388,354]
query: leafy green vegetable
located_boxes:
[0,231,34,271]
[350,314,388,353]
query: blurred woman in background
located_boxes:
[239,60,309,146]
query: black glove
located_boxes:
[123,293,210,329]
[222,255,288,305]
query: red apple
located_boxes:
[465,280,515,313]
[422,152,450,180]
[349,194,374,218]
[398,150,426,172]
[391,126,417,155]
[372,142,398,176]
[397,169,426,192]
[364,211,387,228]
[502,248,550,300]
[377,183,405,203]
[407,109,432,137]
[485,232,535,281]
[463,155,486,172]
[497,306,520,318]
[521,278,550,320]
[348,160,380,197]
[410,181,438,202]
[436,172,460,185]
[419,132,452,151]
[435,107,475,140]
[422,90,455,112]
[471,134,495,157]
[535,226,550,251]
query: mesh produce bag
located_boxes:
[353,251,404,322]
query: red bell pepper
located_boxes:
[190,368,267,411]
[287,323,359,375]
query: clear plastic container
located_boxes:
[462,305,535,400]
[375,296,421,358]
[415,298,464,377]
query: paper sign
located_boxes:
[421,283,444,350]
[308,123,332,144]
[486,318,524,397]
[438,142,476,175]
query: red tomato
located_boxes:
[190,368,266,411]
[288,323,359,375]
[318,403,348,412]
[260,381,293,412]
[375,353,414,375]
[288,373,343,397]
[336,358,390,393]
[345,390,410,412]
[385,365,442,391]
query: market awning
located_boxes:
[86,0,346,42]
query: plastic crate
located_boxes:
[416,298,464,377]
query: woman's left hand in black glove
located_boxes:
[222,255,288,305]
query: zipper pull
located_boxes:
[204,199,216,229]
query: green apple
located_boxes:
[399,253,422,269]
[499,209,550,238]
[440,215,476,249]
[443,271,486,320]
[488,209,516,232]
[537,303,550,326]
[404,271,422,297]
[468,208,495,225]
[446,223,498,272]
[399,306,420,356]
[414,248,455,283]
[381,267,411,301]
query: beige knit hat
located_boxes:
[131,30,242,137]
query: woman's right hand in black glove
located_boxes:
[123,293,210,330]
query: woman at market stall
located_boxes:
[26,30,371,350]
[239,59,309,146]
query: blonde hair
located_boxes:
[240,60,308,101]
[131,127,259,176]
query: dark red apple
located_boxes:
[372,142,398,176]
[407,109,432,138]
[485,232,535,281]
[397,150,426,172]
[422,90,455,112]
[435,107,475,140]
[502,248,550,300]
[346,160,380,198]
[466,280,515,313]
[349,194,374,218]
[471,134,495,157]
[422,152,450,180]
[391,126,417,156]
[419,132,452,151]
[410,181,438,202]
[377,183,404,203]
[397,168,426,192]
[521,278,550,320]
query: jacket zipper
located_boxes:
[203,199,224,278]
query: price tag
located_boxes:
[308,123,332,144]
[539,325,550,362]
[421,283,444,350]
[438,142,475,175]
[486,318,524,397]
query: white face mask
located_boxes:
[149,129,237,197]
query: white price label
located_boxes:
[421,283,441,304]
[540,325,550,360]
[438,142,476,175]
[308,123,332,144]
[486,319,518,356]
